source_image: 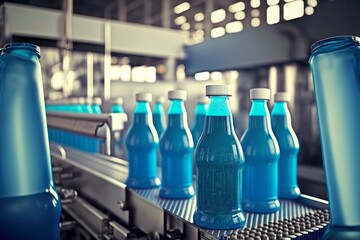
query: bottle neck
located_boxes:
[271,101,292,128]
[207,96,231,116]
[204,96,234,134]
[194,103,208,116]
[248,100,271,131]
[168,100,188,128]
[134,101,152,125]
[153,103,165,115]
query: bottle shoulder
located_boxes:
[240,129,280,158]
[160,127,194,151]
[126,124,159,147]
[272,127,299,150]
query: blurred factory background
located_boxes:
[1,0,359,201]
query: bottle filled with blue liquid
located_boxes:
[193,85,246,229]
[0,43,61,239]
[159,90,194,199]
[111,97,126,158]
[309,36,360,239]
[152,96,166,138]
[241,88,280,213]
[271,92,301,199]
[191,96,208,146]
[125,93,161,188]
[92,97,102,114]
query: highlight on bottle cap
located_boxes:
[274,92,291,102]
[250,88,270,100]
[206,84,231,96]
[78,97,86,105]
[155,96,165,103]
[94,97,102,105]
[86,97,93,105]
[136,92,152,102]
[197,96,208,104]
[168,90,187,100]
[112,97,124,105]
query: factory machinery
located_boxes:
[49,111,329,240]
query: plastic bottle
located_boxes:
[125,93,161,188]
[152,96,166,138]
[111,97,125,158]
[111,97,125,113]
[241,88,280,213]
[191,96,208,146]
[193,85,246,229]
[0,43,61,239]
[92,97,102,114]
[271,92,301,199]
[159,90,194,199]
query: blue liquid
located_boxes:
[126,107,161,188]
[153,103,166,138]
[159,100,194,199]
[112,104,125,113]
[271,103,301,199]
[191,103,207,147]
[194,115,245,229]
[0,189,61,239]
[309,36,360,231]
[241,101,280,213]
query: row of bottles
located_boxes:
[125,85,301,230]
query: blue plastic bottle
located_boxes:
[0,43,61,239]
[159,90,194,199]
[125,93,161,188]
[152,96,166,138]
[112,97,125,113]
[193,85,246,229]
[92,97,102,114]
[191,96,208,146]
[271,92,301,199]
[111,97,125,158]
[241,88,280,213]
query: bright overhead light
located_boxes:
[267,5,280,24]
[234,11,246,20]
[251,17,261,27]
[305,6,314,15]
[194,12,204,21]
[228,2,245,13]
[174,16,186,25]
[146,66,156,83]
[194,72,210,81]
[51,71,64,90]
[267,0,280,5]
[119,64,131,82]
[225,21,243,33]
[284,0,304,21]
[195,22,203,30]
[251,9,260,17]
[174,2,191,14]
[110,65,121,80]
[250,0,261,8]
[181,22,190,31]
[211,9,226,23]
[211,72,223,81]
[307,0,318,7]
[210,27,226,38]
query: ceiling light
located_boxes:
[174,2,190,14]
[195,72,210,81]
[210,27,226,38]
[284,0,304,21]
[194,12,204,21]
[228,2,245,13]
[251,18,261,27]
[305,6,314,15]
[234,11,246,20]
[211,9,226,23]
[225,21,244,33]
[267,5,280,24]
[174,16,186,25]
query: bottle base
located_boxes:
[322,225,360,240]
[279,186,301,199]
[159,186,194,199]
[193,209,246,230]
[242,198,280,213]
[126,177,161,189]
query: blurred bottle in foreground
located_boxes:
[191,96,208,147]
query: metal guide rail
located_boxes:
[50,144,329,240]
[47,112,127,156]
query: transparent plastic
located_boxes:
[241,99,280,213]
[271,101,301,199]
[309,35,360,239]
[159,99,194,199]
[193,96,246,229]
[0,43,61,239]
[125,101,161,188]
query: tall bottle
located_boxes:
[193,85,245,229]
[159,90,194,199]
[125,93,161,188]
[111,97,125,113]
[271,92,301,199]
[0,43,61,239]
[191,96,208,146]
[241,88,280,213]
[152,96,166,138]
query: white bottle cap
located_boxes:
[94,97,102,105]
[197,96,208,104]
[250,88,270,100]
[154,96,165,103]
[136,93,152,102]
[78,97,86,105]
[86,97,93,105]
[112,97,124,105]
[168,90,187,100]
[206,85,231,96]
[274,92,291,102]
